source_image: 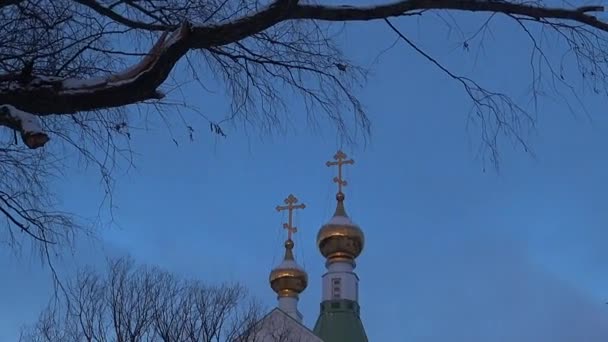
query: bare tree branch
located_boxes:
[2,0,608,264]
[4,0,608,122]
[19,257,265,342]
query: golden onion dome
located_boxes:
[317,192,365,264]
[269,239,308,297]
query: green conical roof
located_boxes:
[313,299,368,342]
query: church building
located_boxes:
[242,151,368,342]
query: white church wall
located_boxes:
[321,261,359,302]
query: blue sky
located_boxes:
[3,5,608,342]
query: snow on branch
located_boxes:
[290,0,607,27]
[0,104,49,149]
[1,0,608,149]
[0,27,180,116]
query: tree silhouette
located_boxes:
[19,257,266,342]
[1,0,607,259]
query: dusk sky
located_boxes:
[2,4,608,341]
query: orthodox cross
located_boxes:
[326,150,355,195]
[276,194,306,240]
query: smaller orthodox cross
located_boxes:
[276,194,306,240]
[326,150,355,195]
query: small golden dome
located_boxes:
[269,239,308,297]
[317,193,365,263]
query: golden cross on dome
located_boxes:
[326,150,355,195]
[276,194,306,241]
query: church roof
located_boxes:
[313,300,368,342]
[241,308,323,342]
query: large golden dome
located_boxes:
[269,239,308,297]
[317,193,365,263]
